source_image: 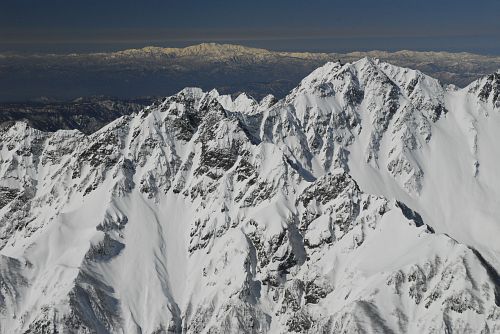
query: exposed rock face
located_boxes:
[0,59,499,333]
[468,71,500,108]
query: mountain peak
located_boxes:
[115,43,273,59]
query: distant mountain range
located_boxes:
[2,43,500,102]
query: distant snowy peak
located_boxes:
[117,43,274,58]
[112,43,333,61]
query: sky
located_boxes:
[1,0,500,54]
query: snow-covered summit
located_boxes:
[0,60,499,333]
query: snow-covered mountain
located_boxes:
[0,58,499,333]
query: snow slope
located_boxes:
[0,59,499,333]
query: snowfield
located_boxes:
[0,58,499,333]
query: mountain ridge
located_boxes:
[5,43,499,62]
[0,58,499,333]
[3,42,500,103]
